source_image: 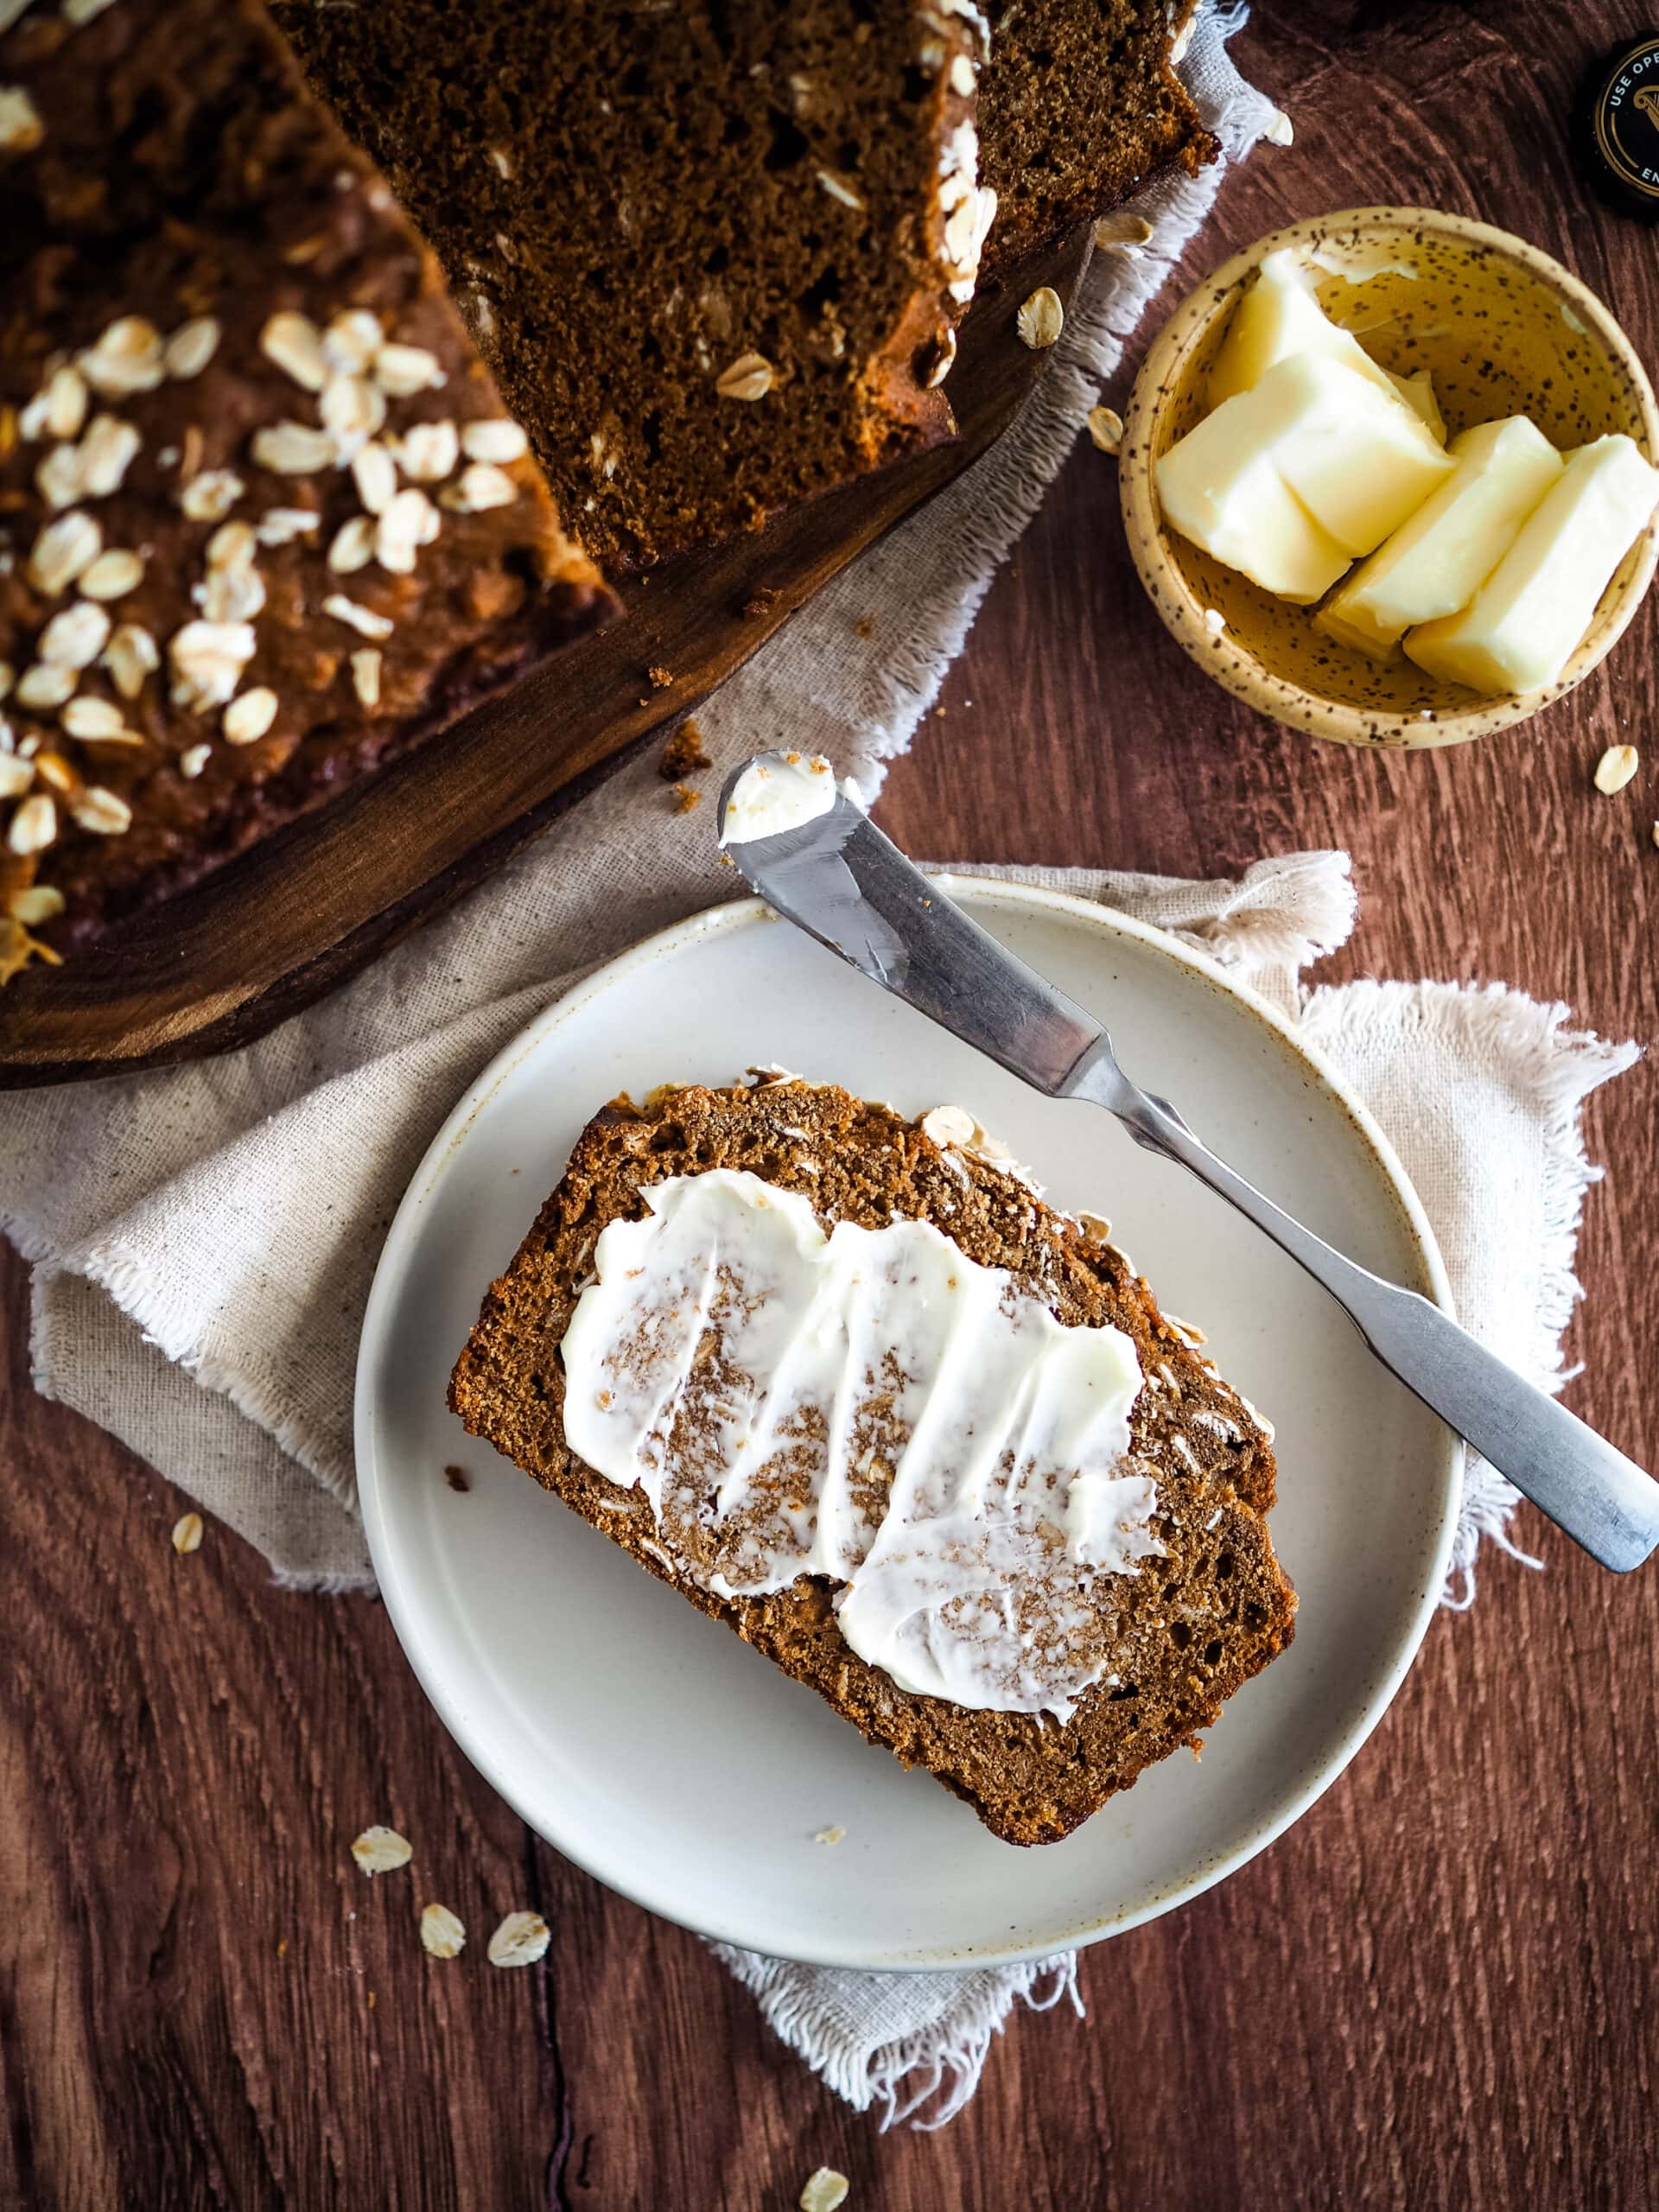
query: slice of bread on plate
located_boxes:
[450,1074,1296,1845]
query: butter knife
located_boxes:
[717,751,1659,1573]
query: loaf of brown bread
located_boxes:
[0,0,612,985]
[276,0,993,569]
[450,1076,1297,1846]
[2,0,1210,985]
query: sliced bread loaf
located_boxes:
[276,0,993,569]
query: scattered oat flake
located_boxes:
[351,1825,413,1876]
[163,317,220,382]
[1264,107,1294,145]
[260,311,327,393]
[252,422,336,475]
[1095,212,1154,251]
[0,86,44,154]
[442,461,517,513]
[1086,404,1122,455]
[1016,286,1064,349]
[327,515,375,574]
[716,351,774,401]
[374,343,445,397]
[1593,744,1638,794]
[395,421,457,483]
[419,1904,467,1959]
[812,1825,846,1846]
[179,469,244,523]
[223,688,278,746]
[323,594,394,640]
[460,417,527,464]
[799,2171,850,2212]
[351,646,383,709]
[352,442,397,516]
[171,1510,204,1554]
[817,168,864,211]
[7,793,55,856]
[486,1910,550,1967]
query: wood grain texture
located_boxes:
[3,3,1657,2205]
[0,232,1091,1088]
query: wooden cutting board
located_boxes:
[0,228,1093,1087]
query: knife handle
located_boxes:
[1108,1085,1659,1574]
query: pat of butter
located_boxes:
[1264,355,1458,556]
[1404,434,1659,694]
[1209,249,1403,410]
[1156,429,1351,605]
[1316,417,1563,660]
[1158,353,1455,595]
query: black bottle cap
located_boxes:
[1579,36,1659,219]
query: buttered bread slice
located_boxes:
[449,1075,1297,1846]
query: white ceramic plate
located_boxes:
[355,885,1460,1970]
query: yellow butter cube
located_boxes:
[1156,433,1351,606]
[1317,417,1562,661]
[1158,353,1455,599]
[1264,354,1458,556]
[1405,434,1659,694]
[1209,249,1402,409]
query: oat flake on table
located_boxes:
[350,1825,412,1876]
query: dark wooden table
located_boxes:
[3,4,1656,2204]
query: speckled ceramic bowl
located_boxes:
[1119,208,1659,747]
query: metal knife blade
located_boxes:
[717,757,1111,1096]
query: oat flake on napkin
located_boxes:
[0,9,1640,2130]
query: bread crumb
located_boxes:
[855,617,873,639]
[658,716,711,779]
[647,664,674,689]
[812,1824,846,1846]
[443,1463,470,1492]
[671,783,702,814]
